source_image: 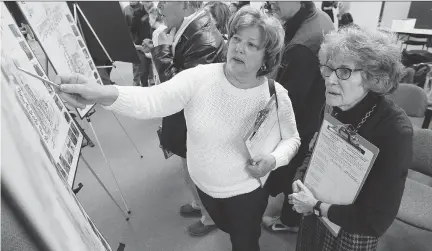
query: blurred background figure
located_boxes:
[337,1,353,28]
[261,1,272,14]
[229,2,238,14]
[204,1,231,40]
[123,1,152,87]
[147,6,167,85]
[149,6,167,46]
[321,1,337,23]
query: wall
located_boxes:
[380,1,411,28]
[315,2,382,29]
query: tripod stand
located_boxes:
[84,111,132,215]
[72,3,143,158]
[71,110,130,220]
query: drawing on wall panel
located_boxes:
[18,1,102,118]
[2,3,83,186]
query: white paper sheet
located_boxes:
[18,1,102,118]
[1,4,83,186]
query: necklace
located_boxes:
[332,104,377,133]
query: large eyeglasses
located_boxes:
[320,65,363,80]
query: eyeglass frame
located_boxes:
[319,64,363,80]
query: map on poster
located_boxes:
[17,1,102,118]
[2,59,112,251]
[1,3,83,186]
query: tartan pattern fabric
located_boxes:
[296,215,378,251]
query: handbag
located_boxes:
[157,125,174,159]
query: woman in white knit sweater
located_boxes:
[57,7,300,251]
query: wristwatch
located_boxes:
[313,201,323,217]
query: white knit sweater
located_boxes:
[104,63,300,198]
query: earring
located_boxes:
[260,64,267,71]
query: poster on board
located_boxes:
[1,29,112,251]
[17,1,103,118]
[1,3,83,187]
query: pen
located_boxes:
[16,66,59,88]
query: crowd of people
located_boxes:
[57,2,414,251]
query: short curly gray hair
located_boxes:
[227,6,285,77]
[319,26,404,94]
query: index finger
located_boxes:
[55,73,88,85]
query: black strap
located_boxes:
[268,79,278,108]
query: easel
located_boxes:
[69,1,139,223]
[71,109,131,220]
[72,2,143,159]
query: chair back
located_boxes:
[388,83,428,117]
[411,128,432,177]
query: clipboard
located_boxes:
[303,113,379,237]
[244,80,281,187]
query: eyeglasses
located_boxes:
[320,65,363,80]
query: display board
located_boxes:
[17,1,102,118]
[1,12,112,250]
[1,3,83,187]
[70,1,139,63]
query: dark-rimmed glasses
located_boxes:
[320,65,363,80]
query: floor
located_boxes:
[70,62,432,251]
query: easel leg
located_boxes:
[80,155,130,221]
[111,112,143,159]
[112,63,128,86]
[86,117,132,215]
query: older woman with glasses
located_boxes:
[288,27,413,251]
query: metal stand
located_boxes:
[111,112,143,158]
[85,114,132,215]
[80,155,130,221]
[71,111,95,147]
[72,3,143,158]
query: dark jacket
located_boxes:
[294,92,413,237]
[266,5,334,196]
[151,11,226,158]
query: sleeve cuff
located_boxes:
[101,85,131,113]
[270,152,283,171]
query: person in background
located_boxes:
[149,7,167,47]
[261,1,272,14]
[321,1,337,23]
[142,1,226,237]
[123,1,152,87]
[337,1,353,28]
[56,7,300,250]
[290,26,412,251]
[146,6,167,85]
[229,3,238,14]
[262,1,334,234]
[204,1,231,40]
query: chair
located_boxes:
[397,128,432,231]
[388,84,429,128]
[403,34,430,50]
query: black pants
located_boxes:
[197,187,269,251]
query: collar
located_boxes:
[332,92,381,128]
[172,10,205,55]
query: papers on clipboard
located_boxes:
[304,114,379,237]
[245,94,281,185]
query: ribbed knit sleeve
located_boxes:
[103,65,202,119]
[271,84,301,169]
